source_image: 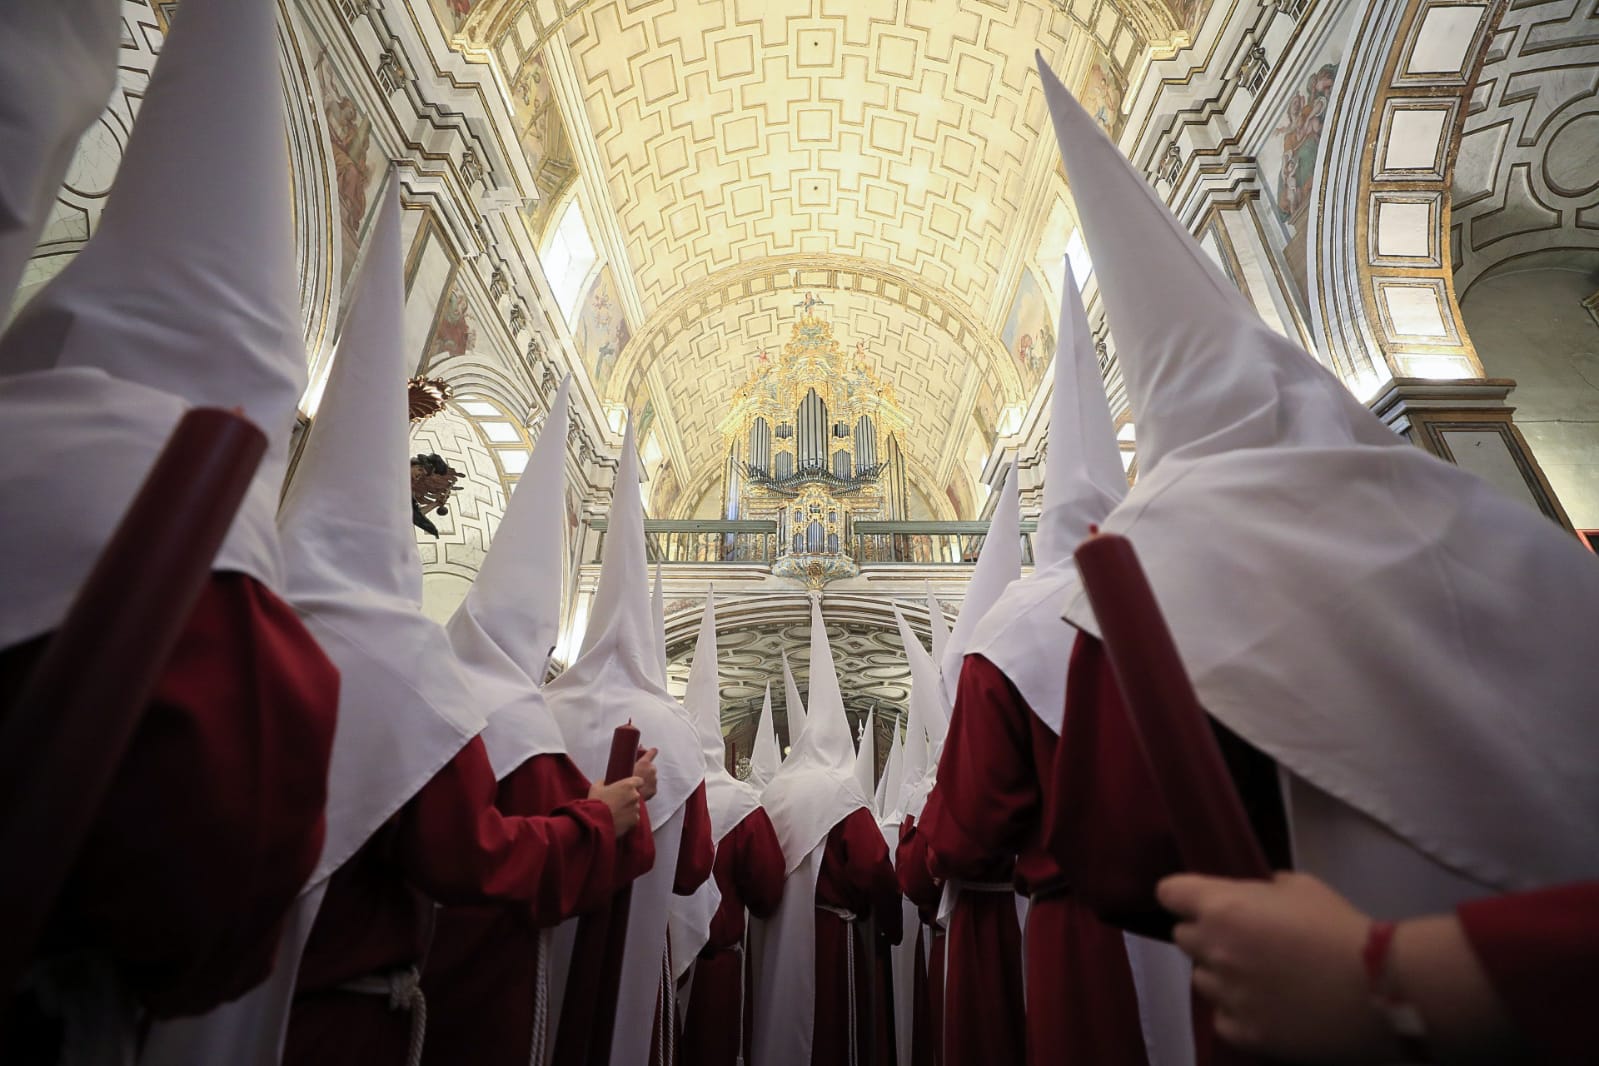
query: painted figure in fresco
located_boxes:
[1274,63,1337,224]
[429,284,474,363]
[316,51,374,260]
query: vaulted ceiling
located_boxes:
[432,0,1190,513]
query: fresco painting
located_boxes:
[315,50,384,285]
[1001,268,1056,391]
[573,266,631,394]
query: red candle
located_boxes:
[606,720,641,783]
[1074,532,1270,880]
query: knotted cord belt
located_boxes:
[817,903,862,1066]
[338,965,427,1066]
[733,933,748,1066]
[529,927,553,1066]
[656,946,677,1066]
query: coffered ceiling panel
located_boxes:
[559,0,1123,321]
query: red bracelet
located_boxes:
[1363,920,1433,1063]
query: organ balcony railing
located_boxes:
[586,519,1035,567]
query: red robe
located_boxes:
[284,736,615,1066]
[649,783,717,1064]
[812,807,903,1066]
[0,575,338,1058]
[922,652,1151,1066]
[680,807,786,1066]
[1043,635,1287,1066]
[419,752,656,1066]
[895,816,944,1066]
[1457,882,1599,1066]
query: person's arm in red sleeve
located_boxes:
[1456,882,1599,1066]
[673,782,715,895]
[840,807,903,945]
[895,812,942,915]
[732,807,786,920]
[398,737,616,918]
[919,657,1036,878]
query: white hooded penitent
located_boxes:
[853,705,879,802]
[448,378,573,779]
[966,250,1125,734]
[545,419,706,1066]
[780,648,808,753]
[747,682,781,790]
[1040,53,1599,897]
[0,0,311,652]
[752,595,872,1066]
[893,605,948,821]
[941,466,1022,708]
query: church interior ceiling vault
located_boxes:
[427,0,1185,514]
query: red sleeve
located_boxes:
[731,807,786,920]
[895,813,942,914]
[1457,882,1599,1065]
[672,783,715,895]
[0,573,338,1018]
[398,737,616,919]
[1046,635,1184,939]
[496,754,625,919]
[920,656,1038,874]
[839,807,904,945]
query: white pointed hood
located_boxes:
[894,606,948,819]
[780,648,808,752]
[0,0,121,311]
[546,423,708,1066]
[1041,55,1599,893]
[546,420,703,818]
[0,0,310,650]
[449,379,572,779]
[853,706,879,803]
[747,683,781,790]
[652,560,668,684]
[925,582,950,678]
[942,467,1022,705]
[687,589,762,841]
[967,247,1125,733]
[762,596,871,873]
[876,723,905,821]
[277,178,482,885]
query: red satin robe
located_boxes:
[419,752,656,1066]
[679,807,785,1066]
[1457,881,1599,1066]
[648,783,717,1064]
[922,652,1151,1066]
[284,736,615,1066]
[812,807,904,1066]
[895,816,944,1066]
[0,575,338,1060]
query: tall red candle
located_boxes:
[1074,532,1270,880]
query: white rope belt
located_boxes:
[816,904,861,1066]
[656,946,677,1066]
[337,965,427,1066]
[529,927,553,1066]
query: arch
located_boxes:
[606,256,1025,409]
[1307,0,1504,389]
